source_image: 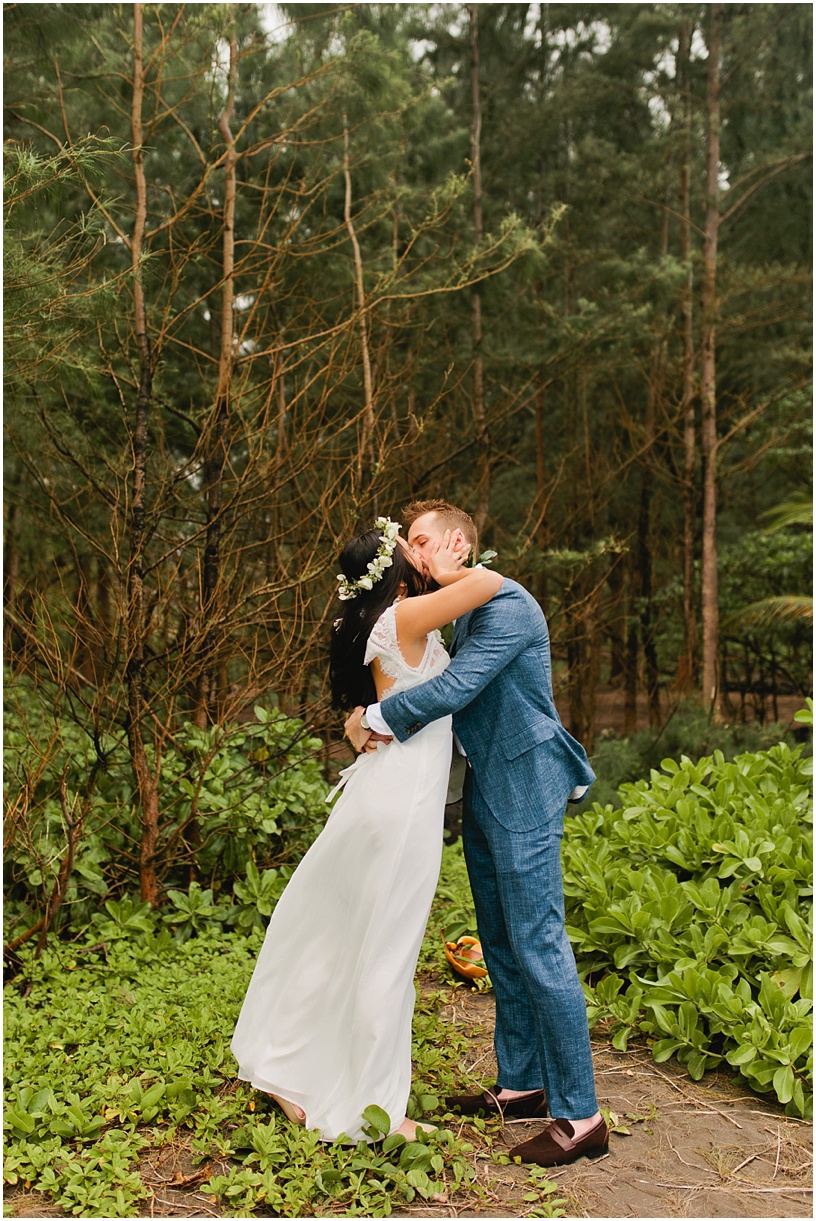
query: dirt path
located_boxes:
[426,988,812,1219]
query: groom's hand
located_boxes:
[344,707,369,752]
[344,707,392,754]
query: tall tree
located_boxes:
[700,2,722,713]
[678,15,698,694]
[468,2,490,537]
[127,2,161,904]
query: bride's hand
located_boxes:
[426,529,471,585]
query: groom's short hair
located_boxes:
[401,499,478,552]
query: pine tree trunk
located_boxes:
[607,557,625,686]
[624,557,638,734]
[638,457,660,726]
[195,29,237,729]
[343,116,376,515]
[584,593,602,753]
[700,4,722,714]
[468,3,490,537]
[534,386,549,611]
[128,3,160,906]
[640,186,670,728]
[566,604,588,744]
[678,17,699,694]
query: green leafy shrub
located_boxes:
[4,675,329,940]
[227,859,295,934]
[162,882,230,943]
[565,730,812,1117]
[582,697,796,809]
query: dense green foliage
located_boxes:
[4,924,563,1218]
[4,719,813,1216]
[4,675,326,942]
[583,697,798,808]
[567,736,812,1118]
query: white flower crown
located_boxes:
[336,517,401,601]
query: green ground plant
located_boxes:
[4,917,546,1217]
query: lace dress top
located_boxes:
[363,603,449,696]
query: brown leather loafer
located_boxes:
[444,1086,548,1119]
[509,1116,609,1166]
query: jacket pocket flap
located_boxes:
[501,716,556,761]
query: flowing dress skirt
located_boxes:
[230,717,453,1142]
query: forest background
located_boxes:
[3,1,812,968]
[3,5,813,1215]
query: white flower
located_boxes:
[333,516,401,601]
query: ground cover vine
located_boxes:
[4,921,557,1217]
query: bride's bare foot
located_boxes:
[394,1117,437,1139]
[270,1093,306,1125]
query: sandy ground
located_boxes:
[416,988,813,1220]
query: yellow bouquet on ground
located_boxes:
[444,935,488,981]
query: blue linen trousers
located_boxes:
[462,765,597,1114]
[381,578,599,1118]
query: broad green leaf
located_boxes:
[361,1105,391,1139]
[773,1065,795,1104]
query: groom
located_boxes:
[344,499,608,1166]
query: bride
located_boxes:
[230,516,503,1142]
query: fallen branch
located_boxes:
[637,1180,812,1194]
[732,1152,759,1174]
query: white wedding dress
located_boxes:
[230,605,452,1142]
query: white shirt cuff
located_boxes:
[365,703,392,736]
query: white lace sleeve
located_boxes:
[363,605,403,681]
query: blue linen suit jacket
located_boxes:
[380,578,595,831]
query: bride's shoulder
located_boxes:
[371,603,397,635]
[364,604,398,660]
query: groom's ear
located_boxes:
[452,529,473,560]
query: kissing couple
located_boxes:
[231,498,608,1165]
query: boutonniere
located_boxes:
[465,548,498,568]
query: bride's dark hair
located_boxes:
[329,529,427,710]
